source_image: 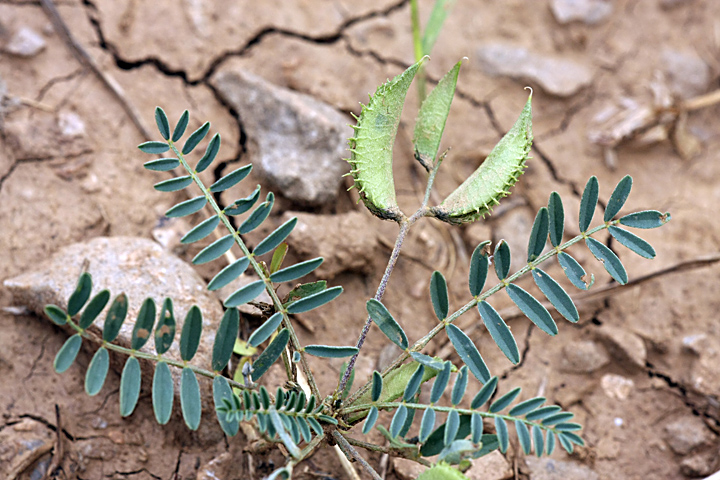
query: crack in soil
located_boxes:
[24,332,51,381]
[18,412,76,441]
[106,468,163,479]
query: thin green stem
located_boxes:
[332,431,382,480]
[409,0,426,103]
[343,436,432,467]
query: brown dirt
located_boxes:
[1,0,719,479]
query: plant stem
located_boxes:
[409,0,427,103]
[332,431,382,480]
[343,436,432,467]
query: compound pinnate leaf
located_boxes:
[212,308,239,371]
[579,176,599,232]
[557,252,593,290]
[155,107,170,140]
[180,306,202,362]
[363,406,379,434]
[446,323,491,383]
[420,408,436,443]
[471,376,498,408]
[103,293,128,342]
[213,376,238,436]
[527,207,549,262]
[54,334,82,373]
[196,133,221,173]
[430,271,449,320]
[68,272,92,316]
[605,175,633,221]
[494,240,511,280]
[533,425,545,457]
[495,417,509,453]
[208,257,249,291]
[45,305,67,326]
[224,279,265,308]
[367,299,408,350]
[506,283,558,336]
[182,215,220,244]
[182,121,210,155]
[248,312,283,348]
[431,361,452,404]
[516,420,532,455]
[181,367,202,430]
[119,357,141,417]
[144,158,179,171]
[270,257,323,283]
[85,347,109,396]
[153,361,174,425]
[404,364,425,401]
[619,210,670,229]
[192,234,235,265]
[490,386,522,413]
[286,286,343,314]
[138,141,169,154]
[252,328,290,381]
[253,217,297,257]
[609,225,656,259]
[239,193,274,235]
[478,301,519,364]
[304,345,358,358]
[451,366,468,405]
[548,191,564,247]
[508,396,546,416]
[224,185,261,216]
[410,352,445,371]
[155,298,175,355]
[172,110,189,142]
[585,237,628,284]
[390,404,408,438]
[532,268,579,323]
[79,289,110,329]
[131,298,156,350]
[209,164,252,192]
[166,196,207,218]
[469,240,491,297]
[371,371,383,402]
[154,176,193,192]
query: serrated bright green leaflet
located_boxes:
[508,397,546,416]
[451,366,468,405]
[213,376,238,436]
[516,420,532,455]
[192,234,234,265]
[445,323,491,383]
[181,215,219,244]
[390,404,408,438]
[554,422,583,432]
[138,141,170,154]
[541,412,574,425]
[155,107,170,140]
[180,306,202,362]
[548,191,564,247]
[431,361,452,404]
[285,281,326,305]
[248,312,283,348]
[131,298,156,350]
[304,345,358,358]
[209,164,252,192]
[444,410,460,446]
[152,361,174,424]
[432,94,532,224]
[212,308,239,371]
[348,59,425,220]
[579,176,599,232]
[421,0,457,55]
[404,364,425,401]
[253,218,297,257]
[609,225,656,259]
[224,279,265,308]
[546,430,556,455]
[471,376,498,409]
[270,257,323,283]
[166,196,207,218]
[239,193,274,234]
[558,433,574,453]
[208,257,249,291]
[506,284,558,336]
[103,293,128,342]
[79,289,110,329]
[182,121,210,155]
[144,158,179,171]
[119,357,141,417]
[557,252,593,290]
[85,347,109,396]
[54,334,82,373]
[252,328,289,381]
[585,237,628,284]
[362,406,379,434]
[469,241,491,297]
[420,408,436,442]
[478,301,519,364]
[224,185,261,216]
[155,298,175,355]
[413,60,461,166]
[196,133,221,173]
[619,210,670,229]
[495,417,509,453]
[525,405,561,421]
[172,110,189,142]
[532,425,544,457]
[366,299,408,350]
[45,305,68,326]
[490,386,521,413]
[371,370,383,402]
[605,175,633,221]
[532,268,579,323]
[420,414,471,457]
[67,272,92,316]
[494,240,511,280]
[286,286,342,314]
[430,271,449,320]
[527,207,549,262]
[154,175,193,192]
[410,352,445,371]
[180,367,202,430]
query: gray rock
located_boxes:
[662,49,710,99]
[0,418,54,478]
[559,340,610,373]
[663,416,713,455]
[4,27,46,57]
[680,449,719,477]
[525,457,599,480]
[465,450,513,480]
[595,325,647,370]
[550,0,614,25]
[477,43,593,97]
[212,69,350,206]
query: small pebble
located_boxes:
[5,27,46,57]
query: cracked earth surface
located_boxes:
[1,0,720,479]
